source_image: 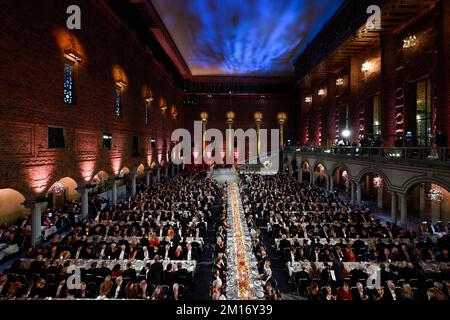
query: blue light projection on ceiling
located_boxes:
[152,0,344,76]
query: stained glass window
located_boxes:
[115,88,122,117]
[64,61,74,104]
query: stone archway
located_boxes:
[46,177,79,209]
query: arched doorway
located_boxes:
[91,170,109,194]
[302,161,311,182]
[406,182,450,224]
[0,188,27,225]
[360,173,389,209]
[46,177,79,209]
[314,163,327,188]
[332,166,349,193]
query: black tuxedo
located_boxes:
[122,268,137,282]
[149,261,164,285]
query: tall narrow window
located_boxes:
[416,79,431,146]
[132,136,139,155]
[115,88,122,117]
[64,60,75,104]
[48,127,65,148]
[372,95,381,136]
[103,133,112,150]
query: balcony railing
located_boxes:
[290,146,450,164]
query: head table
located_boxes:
[225,182,265,300]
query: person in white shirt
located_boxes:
[186,243,193,261]
[118,245,127,260]
[142,246,149,260]
[387,280,397,300]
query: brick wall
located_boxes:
[0,0,184,199]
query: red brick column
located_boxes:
[380,33,397,147]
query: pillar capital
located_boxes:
[75,185,88,193]
[22,199,47,209]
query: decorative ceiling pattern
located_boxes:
[151,0,345,76]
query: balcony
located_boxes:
[289,146,450,168]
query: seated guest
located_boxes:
[151,285,165,300]
[337,282,353,300]
[173,245,184,260]
[122,261,137,283]
[400,283,414,301]
[352,282,368,301]
[307,282,321,301]
[125,282,138,299]
[385,280,400,301]
[321,283,336,301]
[371,287,385,301]
[111,276,125,299]
[138,280,150,300]
[98,276,113,298]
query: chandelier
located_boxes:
[403,35,417,49]
[53,182,65,195]
[427,187,444,203]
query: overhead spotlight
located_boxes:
[342,129,351,138]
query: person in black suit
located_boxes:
[384,280,401,301]
[352,282,369,301]
[97,261,111,279]
[163,263,175,287]
[174,262,189,285]
[278,235,291,255]
[149,255,164,285]
[122,261,137,283]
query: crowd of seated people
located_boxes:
[210,181,281,300]
[241,173,450,301]
[0,174,218,300]
[0,201,89,262]
[0,254,193,300]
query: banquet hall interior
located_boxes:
[0,0,449,302]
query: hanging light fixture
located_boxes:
[427,187,444,203]
[403,35,417,49]
[53,182,65,195]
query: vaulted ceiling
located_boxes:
[150,0,345,76]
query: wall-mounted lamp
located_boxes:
[305,96,312,103]
[145,96,154,104]
[64,50,82,63]
[361,60,373,72]
[115,80,127,89]
[336,78,344,86]
[318,89,325,96]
